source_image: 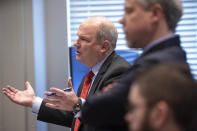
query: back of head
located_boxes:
[138,0,183,31]
[84,16,118,50]
[134,63,197,131]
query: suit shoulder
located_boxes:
[112,53,131,67]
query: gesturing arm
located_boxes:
[2,81,36,107]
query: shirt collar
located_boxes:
[91,51,113,76]
[143,34,176,53]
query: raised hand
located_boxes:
[101,82,117,93]
[43,77,78,111]
[2,81,36,107]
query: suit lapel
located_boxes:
[76,76,86,96]
[76,52,116,131]
[88,51,116,96]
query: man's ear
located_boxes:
[149,101,170,129]
[101,40,110,53]
[149,3,163,24]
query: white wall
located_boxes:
[0,0,70,131]
[0,0,36,131]
[43,0,70,131]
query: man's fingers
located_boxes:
[3,87,16,96]
[44,91,52,96]
[43,98,60,104]
[45,103,60,109]
[101,82,117,93]
[25,81,33,90]
[2,88,8,93]
[3,88,15,97]
[3,89,16,101]
[2,89,10,96]
[43,98,62,109]
[5,92,14,99]
[50,88,64,96]
[67,77,73,87]
[46,94,62,99]
[6,85,18,93]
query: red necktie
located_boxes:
[74,70,94,131]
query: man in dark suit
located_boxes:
[80,0,188,130]
[2,16,131,131]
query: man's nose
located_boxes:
[119,16,124,25]
[74,39,80,47]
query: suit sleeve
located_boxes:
[37,76,86,127]
[37,101,74,127]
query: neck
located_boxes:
[88,51,112,68]
[143,19,173,48]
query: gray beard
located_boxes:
[132,109,154,131]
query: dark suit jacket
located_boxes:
[82,35,187,131]
[37,51,131,131]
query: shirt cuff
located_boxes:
[74,98,85,118]
[32,97,43,114]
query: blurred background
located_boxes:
[0,0,196,131]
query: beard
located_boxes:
[131,109,154,131]
[126,39,141,49]
[127,41,134,48]
[126,37,134,48]
[139,113,154,131]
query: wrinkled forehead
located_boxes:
[78,22,98,36]
[124,0,144,9]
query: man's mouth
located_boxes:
[76,51,80,55]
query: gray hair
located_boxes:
[138,0,183,32]
[95,17,118,50]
